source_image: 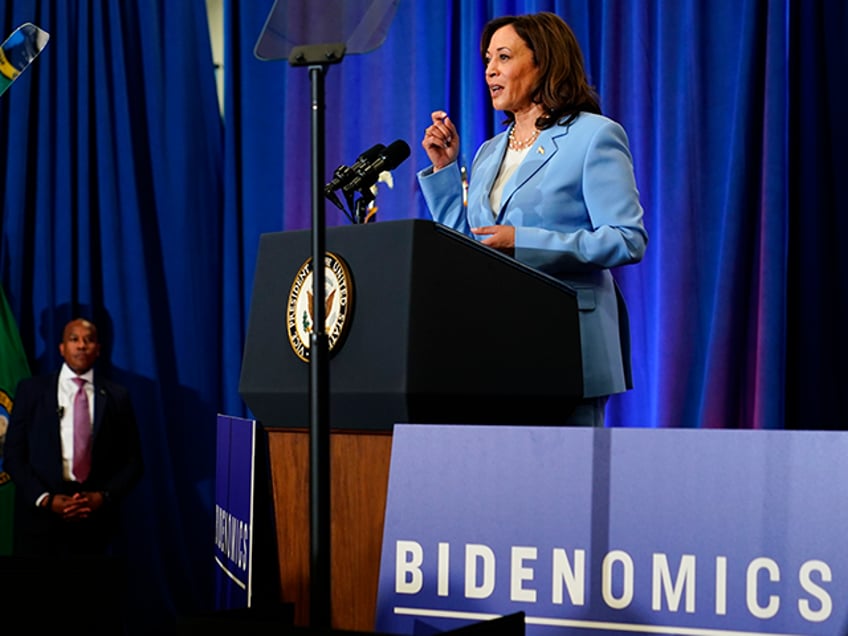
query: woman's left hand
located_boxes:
[472,225,515,255]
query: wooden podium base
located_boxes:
[265,428,393,631]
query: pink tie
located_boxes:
[72,377,92,482]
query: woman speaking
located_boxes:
[419,12,648,427]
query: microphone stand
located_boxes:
[289,42,344,630]
[350,188,375,224]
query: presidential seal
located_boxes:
[286,252,353,362]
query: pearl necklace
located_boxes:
[508,124,540,151]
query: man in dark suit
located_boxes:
[4,317,143,556]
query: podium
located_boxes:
[239,219,582,629]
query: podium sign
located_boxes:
[376,425,847,635]
[214,415,259,609]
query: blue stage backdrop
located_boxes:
[1,0,846,630]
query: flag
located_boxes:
[0,23,50,98]
[0,285,30,555]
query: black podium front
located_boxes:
[239,218,582,429]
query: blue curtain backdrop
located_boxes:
[0,0,224,630]
[1,0,846,630]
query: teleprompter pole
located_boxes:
[289,42,345,630]
[308,61,331,630]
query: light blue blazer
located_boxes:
[418,112,647,397]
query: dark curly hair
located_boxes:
[480,12,601,129]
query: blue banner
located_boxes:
[376,426,847,636]
[214,414,257,609]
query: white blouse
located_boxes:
[488,146,531,215]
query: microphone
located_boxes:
[342,140,411,196]
[57,406,65,419]
[324,143,386,204]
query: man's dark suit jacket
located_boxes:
[4,370,143,555]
